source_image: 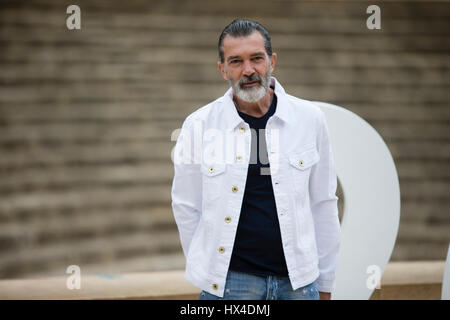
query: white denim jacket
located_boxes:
[171,77,341,297]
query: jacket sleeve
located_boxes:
[309,110,341,293]
[171,118,203,258]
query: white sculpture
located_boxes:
[314,102,401,300]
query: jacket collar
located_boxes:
[221,77,291,130]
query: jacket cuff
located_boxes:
[317,278,335,293]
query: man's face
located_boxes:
[218,31,277,103]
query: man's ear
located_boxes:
[218,61,228,81]
[270,53,277,73]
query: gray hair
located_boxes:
[218,19,273,64]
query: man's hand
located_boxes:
[319,291,331,300]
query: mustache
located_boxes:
[239,74,262,87]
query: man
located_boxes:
[171,19,341,300]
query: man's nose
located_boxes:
[242,60,255,77]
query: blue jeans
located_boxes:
[199,270,320,300]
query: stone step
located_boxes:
[396,221,450,243]
[2,199,448,243]
[0,119,448,143]
[0,141,448,183]
[399,179,450,201]
[0,184,172,216]
[0,102,201,119]
[388,142,450,160]
[346,105,450,122]
[0,205,176,251]
[3,25,450,52]
[0,228,182,279]
[396,160,450,179]
[17,0,450,19]
[2,46,449,68]
[0,177,448,215]
[0,120,179,142]
[0,162,174,194]
[369,121,450,140]
[0,195,166,222]
[0,140,174,169]
[401,201,450,224]
[15,252,186,279]
[2,64,450,87]
[1,83,449,105]
[391,241,449,261]
[1,103,449,123]
[0,137,448,172]
[0,160,447,199]
[2,10,449,35]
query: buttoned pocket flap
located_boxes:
[289,148,320,170]
[201,163,226,177]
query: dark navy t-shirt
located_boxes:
[229,92,289,277]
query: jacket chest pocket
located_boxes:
[201,163,227,202]
[288,147,320,196]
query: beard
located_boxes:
[227,66,272,103]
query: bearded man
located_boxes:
[171,19,341,300]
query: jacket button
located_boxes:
[225,216,231,223]
[209,166,214,173]
[212,284,218,290]
[218,247,225,254]
[299,160,305,167]
[232,186,238,193]
[239,126,245,133]
[236,155,243,162]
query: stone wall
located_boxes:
[0,0,449,278]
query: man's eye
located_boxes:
[252,57,264,61]
[230,60,240,64]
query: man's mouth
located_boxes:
[241,80,260,88]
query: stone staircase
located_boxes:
[0,0,449,278]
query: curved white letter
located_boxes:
[314,102,401,300]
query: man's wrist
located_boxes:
[319,291,331,300]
